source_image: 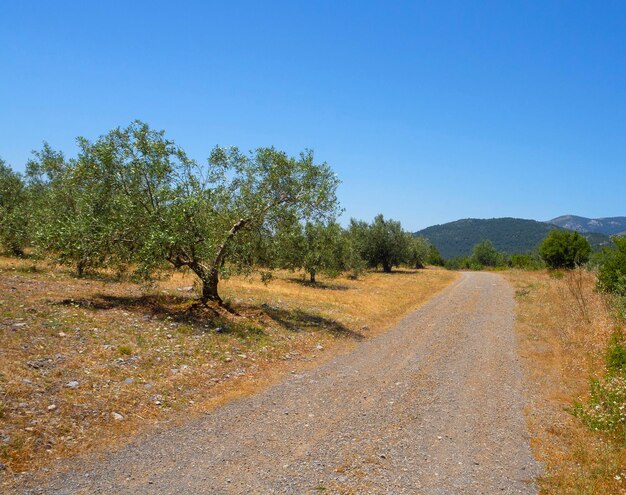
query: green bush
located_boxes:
[597,237,626,297]
[510,253,544,270]
[539,230,591,269]
[426,244,445,266]
[572,331,626,444]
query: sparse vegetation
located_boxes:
[0,255,457,476]
[506,269,626,494]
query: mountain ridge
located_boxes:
[548,215,626,235]
[416,217,616,259]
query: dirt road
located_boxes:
[20,272,540,494]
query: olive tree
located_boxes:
[355,214,410,273]
[0,159,29,256]
[277,220,346,283]
[408,236,431,269]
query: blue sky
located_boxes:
[1,1,625,230]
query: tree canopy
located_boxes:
[539,230,591,269]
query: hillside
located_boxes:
[416,217,612,259]
[549,215,626,235]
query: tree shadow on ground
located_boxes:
[260,303,364,341]
[57,293,221,327]
[287,278,351,291]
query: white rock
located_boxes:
[111,412,124,421]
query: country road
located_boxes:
[19,271,540,495]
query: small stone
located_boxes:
[65,380,79,389]
[237,354,247,359]
[13,322,27,328]
[47,404,57,411]
[58,332,66,337]
[111,412,124,421]
[316,344,324,351]
[0,463,5,471]
[361,325,369,330]
[224,357,232,362]
[123,378,134,385]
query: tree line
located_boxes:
[0,121,443,304]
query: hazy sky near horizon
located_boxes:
[1,1,625,230]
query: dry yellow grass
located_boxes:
[505,269,626,495]
[0,256,457,482]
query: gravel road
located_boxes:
[20,271,540,494]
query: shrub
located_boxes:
[572,331,626,444]
[539,230,591,269]
[510,253,544,270]
[426,244,445,266]
[597,237,626,296]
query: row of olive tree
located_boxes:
[272,214,439,282]
[0,121,340,304]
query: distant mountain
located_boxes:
[416,217,613,259]
[549,215,626,236]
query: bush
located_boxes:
[597,237,626,296]
[444,256,470,270]
[510,253,544,270]
[539,230,591,269]
[426,244,445,266]
[572,331,626,444]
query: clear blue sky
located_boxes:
[2,1,625,230]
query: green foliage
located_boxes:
[351,214,410,272]
[510,253,544,270]
[444,256,471,270]
[426,244,445,266]
[572,331,626,444]
[471,239,500,267]
[597,237,626,296]
[25,121,340,303]
[26,142,133,275]
[408,236,431,269]
[0,159,29,255]
[606,331,626,375]
[276,220,347,282]
[539,230,591,269]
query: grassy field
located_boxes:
[0,256,457,479]
[506,269,625,495]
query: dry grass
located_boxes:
[0,256,457,482]
[505,269,626,495]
